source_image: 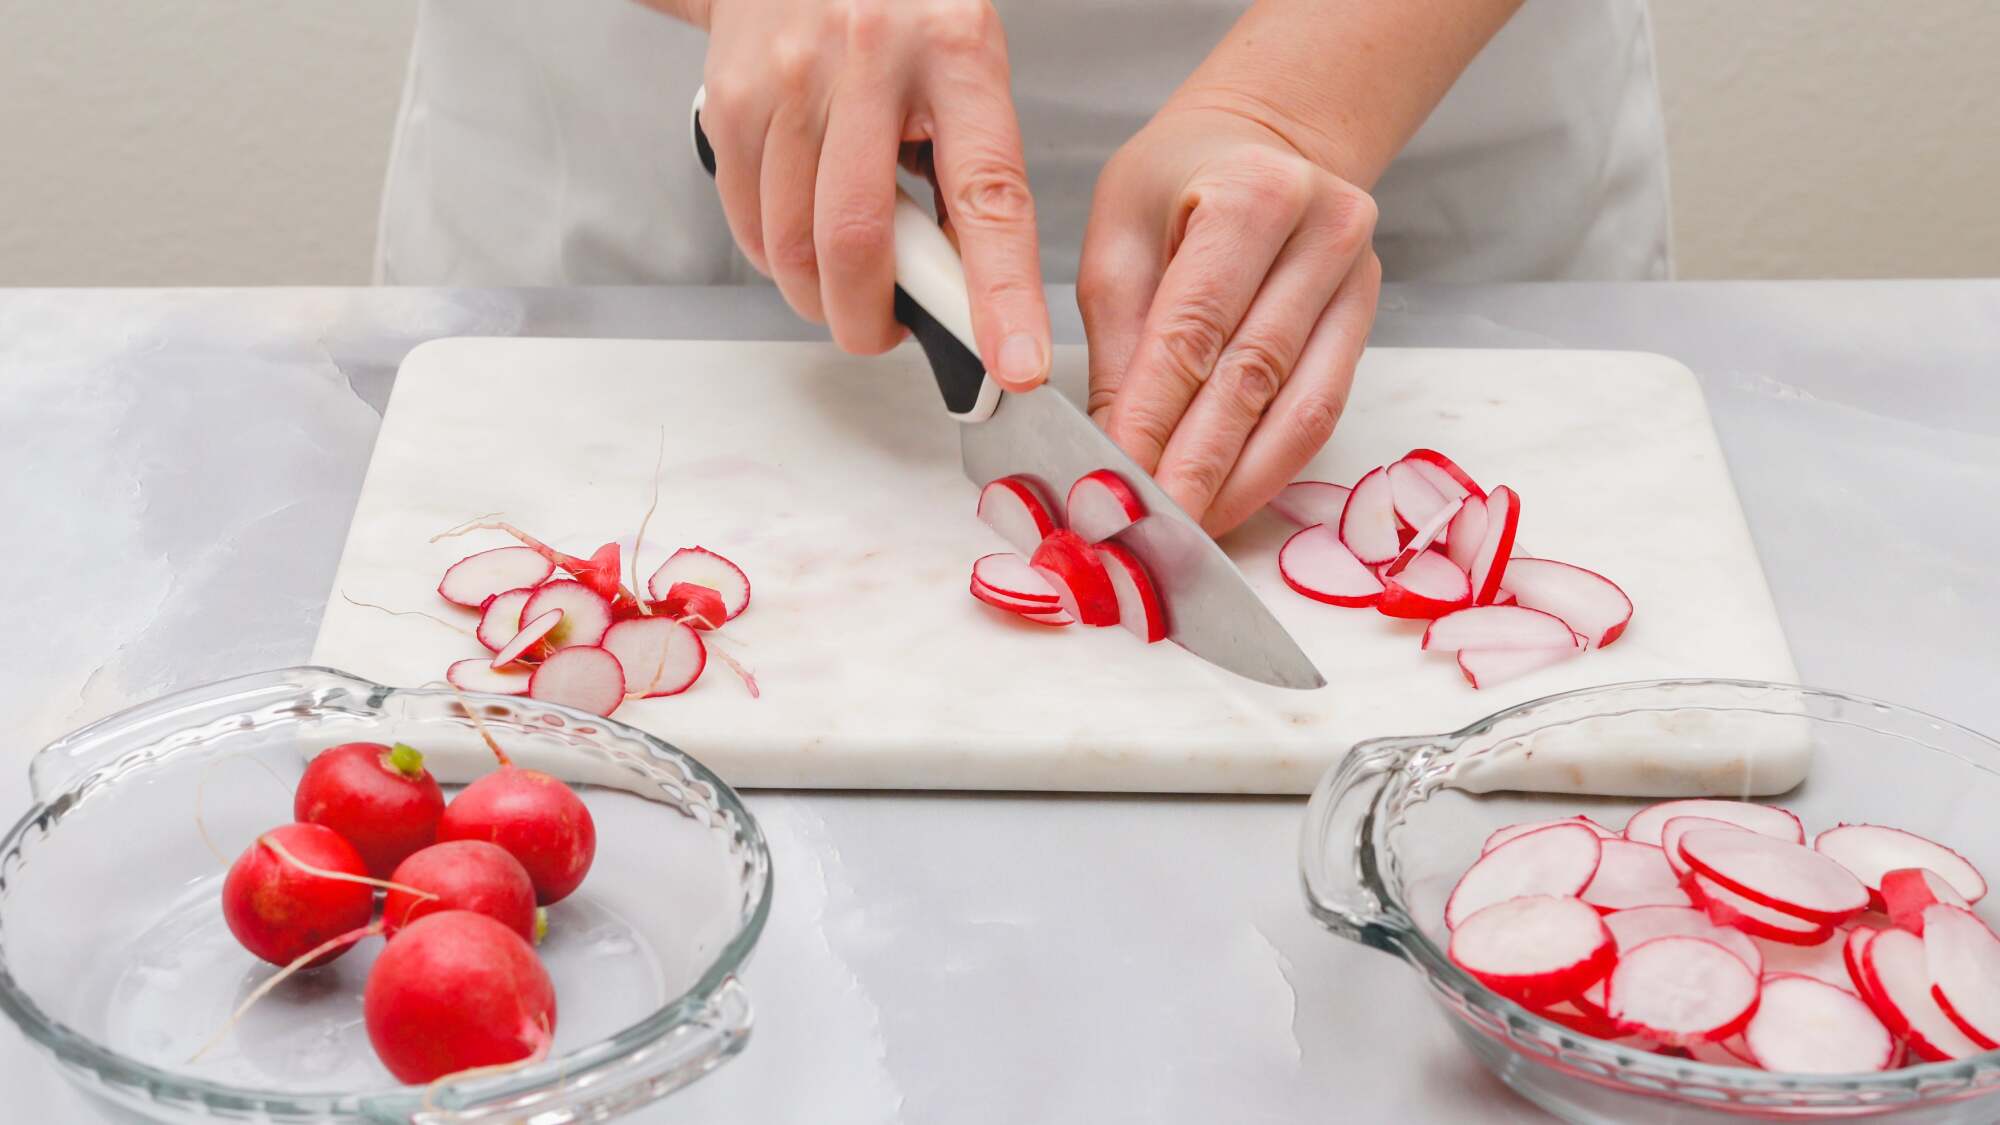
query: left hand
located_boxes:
[1078,104,1381,536]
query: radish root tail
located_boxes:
[195,754,297,866]
[419,1013,556,1111]
[341,592,476,638]
[444,683,514,767]
[188,922,384,1063]
[260,835,439,901]
[629,427,668,617]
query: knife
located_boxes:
[690,89,1324,689]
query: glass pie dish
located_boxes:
[0,667,772,1123]
[1300,678,2000,1123]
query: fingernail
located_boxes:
[996,332,1046,389]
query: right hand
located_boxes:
[693,0,1052,389]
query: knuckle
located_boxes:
[1164,455,1230,507]
[1321,184,1380,251]
[1115,404,1178,465]
[840,0,889,47]
[769,233,820,277]
[923,0,1000,55]
[948,158,1034,227]
[769,38,819,93]
[1286,385,1349,456]
[818,207,891,267]
[1152,301,1232,386]
[1213,339,1288,414]
[973,271,1040,309]
[1229,151,1314,216]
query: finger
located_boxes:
[700,79,771,274]
[1202,249,1382,535]
[1076,215,1165,428]
[760,94,830,323]
[813,68,904,354]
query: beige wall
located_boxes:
[1,1,1995,285]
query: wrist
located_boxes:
[1160,83,1370,186]
[634,0,715,30]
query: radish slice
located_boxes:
[972,553,1060,604]
[438,547,555,609]
[1447,895,1616,1007]
[521,579,615,651]
[1684,870,1838,945]
[1267,481,1352,528]
[1466,485,1520,605]
[1445,494,1487,574]
[527,645,626,717]
[445,658,533,696]
[1624,799,1805,847]
[1753,932,1859,993]
[1658,816,1751,877]
[1498,558,1634,649]
[1456,643,1583,689]
[1582,840,1694,912]
[1921,905,2000,1048]
[970,577,1062,614]
[1604,905,1762,976]
[1861,927,1985,1061]
[489,609,564,670]
[476,587,536,652]
[1678,829,1870,925]
[1377,550,1472,620]
[977,476,1060,554]
[653,581,728,630]
[1605,936,1760,1046]
[1445,823,1603,930]
[1095,542,1167,643]
[1402,448,1485,500]
[644,546,751,621]
[1030,530,1118,626]
[1483,816,1617,853]
[1066,469,1145,542]
[1279,525,1385,607]
[1422,605,1578,652]
[1682,1037,1757,1068]
[1386,460,1451,529]
[1338,466,1400,566]
[1383,498,1463,577]
[1813,824,1987,907]
[1744,974,1896,1073]
[1844,926,1881,1007]
[1537,997,1623,1039]
[601,617,706,698]
[1880,867,1971,933]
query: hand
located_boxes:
[1079,105,1381,535]
[694,0,1052,387]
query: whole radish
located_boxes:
[221,823,377,967]
[294,741,446,878]
[364,910,557,1084]
[438,769,596,904]
[383,840,540,943]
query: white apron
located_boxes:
[377,0,1672,286]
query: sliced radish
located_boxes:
[1684,870,1837,945]
[977,476,1059,554]
[1537,996,1623,1039]
[1753,932,1858,993]
[489,609,564,670]
[571,541,627,603]
[1921,905,2000,1049]
[1386,460,1451,530]
[1279,524,1385,607]
[1582,840,1694,912]
[1447,895,1615,1007]
[1813,824,1987,907]
[1456,643,1583,689]
[644,547,751,621]
[1658,818,1750,879]
[1682,1036,1757,1068]
[1466,485,1520,605]
[1604,905,1762,976]
[1744,974,1895,1073]
[969,577,1063,616]
[1498,558,1634,649]
[1095,542,1167,644]
[445,658,533,696]
[476,587,536,652]
[972,553,1061,604]
[1445,494,1487,574]
[1383,497,1463,577]
[1422,605,1577,652]
[521,579,615,651]
[1678,829,1870,925]
[1012,606,1075,627]
[527,645,626,717]
[1030,530,1118,626]
[1880,867,1971,933]
[1483,815,1617,854]
[1377,550,1472,620]
[1267,481,1352,528]
[653,581,729,630]
[601,617,706,698]
[1844,926,1881,1007]
[1606,936,1760,1046]
[1491,589,1516,606]
[1338,466,1400,566]
[438,547,555,609]
[1444,823,1603,930]
[1861,927,1985,1061]
[1401,448,1485,500]
[1625,799,1805,848]
[1066,469,1144,542]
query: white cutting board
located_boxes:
[312,339,1794,794]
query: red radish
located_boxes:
[601,617,705,697]
[1658,817,1753,877]
[1813,824,1987,907]
[1095,542,1167,643]
[1445,823,1604,929]
[1880,867,1971,933]
[1684,870,1837,945]
[1279,525,1385,607]
[969,576,1071,619]
[1422,605,1577,652]
[1538,996,1623,1039]
[527,645,626,716]
[433,521,629,599]
[1483,815,1616,853]
[1386,460,1451,529]
[1456,643,1582,689]
[1383,498,1463,577]
[1491,589,1517,606]
[1624,799,1805,848]
[447,659,533,696]
[1445,494,1487,574]
[294,742,446,879]
[521,580,615,652]
[1030,530,1119,626]
[1605,905,1762,975]
[1860,927,1984,1061]
[1678,829,1869,925]
[574,541,626,602]
[1338,466,1400,566]
[1377,550,1472,620]
[1743,974,1895,1073]
[1267,481,1351,528]
[1605,936,1760,1045]
[1015,608,1077,626]
[971,553,1060,604]
[476,588,537,652]
[383,840,538,943]
[1066,469,1145,542]
[439,768,597,904]
[1921,905,2000,1048]
[651,581,728,630]
[1501,558,1634,649]
[1402,448,1485,500]
[1466,485,1520,605]
[489,609,563,669]
[1682,1036,1757,1068]
[645,546,751,621]
[1582,839,1694,912]
[976,476,1060,555]
[438,547,555,609]
[221,824,377,967]
[1447,895,1616,1007]
[364,910,556,1084]
[1844,927,1881,1007]
[1753,932,1859,992]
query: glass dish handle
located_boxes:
[1299,736,1422,954]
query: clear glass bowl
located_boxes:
[1300,679,2000,1123]
[0,667,772,1123]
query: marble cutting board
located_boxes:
[311,338,1795,794]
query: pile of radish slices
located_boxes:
[970,470,1167,643]
[1446,799,1999,1071]
[1270,449,1632,689]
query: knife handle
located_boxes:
[690,86,1000,424]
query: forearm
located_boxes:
[1172,0,1522,188]
[633,0,713,29]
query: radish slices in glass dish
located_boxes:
[1271,449,1632,688]
[970,471,1168,644]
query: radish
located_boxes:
[1682,1036,1757,1068]
[1604,936,1760,1045]
[1376,550,1472,620]
[1401,448,1485,500]
[1860,927,1984,1061]
[1445,494,1487,574]
[1604,905,1762,975]
[1582,839,1694,912]
[476,588,537,652]
[977,476,1060,555]
[433,520,633,602]
[1844,926,1881,1008]
[1386,460,1452,529]
[1880,867,1971,933]
[439,767,597,904]
[1483,815,1616,853]
[651,581,728,630]
[1030,530,1119,626]
[971,553,1060,604]
[1066,469,1145,542]
[1445,823,1603,930]
[294,741,446,879]
[363,910,557,1084]
[521,580,615,652]
[1456,643,1582,689]
[1466,485,1520,605]
[1382,498,1463,577]
[383,840,539,943]
[1538,996,1623,1039]
[489,609,563,669]
[221,824,378,967]
[1279,524,1385,607]
[1421,605,1577,652]
[969,576,1072,621]
[438,547,555,609]
[1095,542,1167,643]
[645,546,751,622]
[527,646,627,716]
[1753,932,1859,993]
[1338,466,1400,566]
[1677,829,1870,925]
[601,617,705,697]
[1657,817,1751,878]
[1624,799,1805,848]
[447,659,533,696]
[1920,905,2000,1048]
[1498,558,1634,649]
[1267,481,1351,528]
[1684,870,1837,945]
[1813,824,1987,907]
[1743,974,1895,1073]
[1447,895,1616,1007]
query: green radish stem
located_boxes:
[189,921,386,1062]
[384,742,428,781]
[533,908,549,946]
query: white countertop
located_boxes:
[4,281,1997,1122]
